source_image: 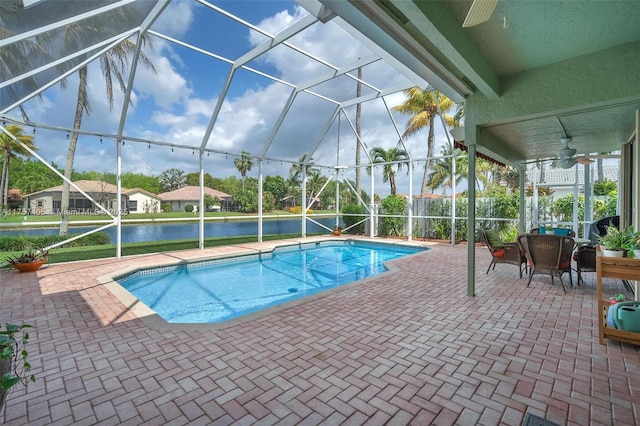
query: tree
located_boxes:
[121,172,162,194]
[59,30,157,235]
[594,179,617,196]
[157,168,186,192]
[369,146,409,196]
[285,170,301,206]
[290,154,319,182]
[263,175,287,207]
[289,154,320,205]
[10,158,62,195]
[425,145,466,194]
[185,172,217,189]
[392,87,455,195]
[1,125,36,206]
[233,151,253,191]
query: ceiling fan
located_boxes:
[555,137,595,169]
[462,0,499,27]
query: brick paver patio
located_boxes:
[1,237,639,425]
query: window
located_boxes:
[129,200,138,212]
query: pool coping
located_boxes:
[97,237,437,331]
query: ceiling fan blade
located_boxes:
[576,157,595,165]
[463,0,499,27]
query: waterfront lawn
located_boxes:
[1,234,306,266]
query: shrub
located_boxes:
[287,206,313,214]
[379,195,406,236]
[161,203,172,213]
[341,204,366,234]
[184,204,194,212]
[0,232,110,251]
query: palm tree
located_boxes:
[59,33,157,235]
[425,145,466,194]
[306,170,326,208]
[392,87,455,196]
[234,151,254,191]
[369,146,409,196]
[285,170,301,207]
[0,125,37,206]
[290,154,319,181]
[289,154,320,206]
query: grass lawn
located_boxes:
[1,233,315,266]
[0,210,336,226]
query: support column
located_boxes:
[199,151,205,249]
[519,168,525,234]
[467,135,477,297]
[116,138,122,258]
[302,168,307,237]
[407,161,413,241]
[584,163,592,238]
[258,160,263,243]
[451,149,456,245]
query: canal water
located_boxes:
[3,218,340,244]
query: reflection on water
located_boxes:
[5,218,340,244]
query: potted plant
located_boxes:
[0,324,36,411]
[598,223,639,257]
[628,238,640,259]
[6,247,49,272]
[332,226,342,236]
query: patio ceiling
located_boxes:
[327,0,640,166]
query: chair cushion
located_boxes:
[573,252,579,261]
[492,249,506,258]
[484,229,502,247]
[560,259,571,268]
[554,228,570,236]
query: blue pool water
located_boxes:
[117,241,425,324]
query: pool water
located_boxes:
[117,241,425,324]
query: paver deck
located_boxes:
[1,237,639,425]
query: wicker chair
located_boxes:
[517,233,574,292]
[481,229,527,278]
[574,245,596,285]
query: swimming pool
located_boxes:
[115,240,426,324]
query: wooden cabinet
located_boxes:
[596,250,640,345]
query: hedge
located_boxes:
[0,232,110,251]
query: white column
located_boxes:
[258,160,263,243]
[199,151,205,249]
[116,138,122,258]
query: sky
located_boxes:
[8,0,460,197]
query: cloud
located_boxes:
[11,1,459,197]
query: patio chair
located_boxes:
[529,227,575,237]
[574,245,596,285]
[481,229,526,278]
[517,233,574,292]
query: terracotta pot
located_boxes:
[11,259,47,272]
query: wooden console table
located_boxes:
[596,250,640,345]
